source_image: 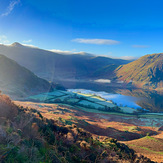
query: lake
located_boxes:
[68,89,141,109]
[55,79,163,113]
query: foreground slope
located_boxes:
[116,53,163,89]
[16,100,163,162]
[0,54,53,97]
[0,93,153,162]
[0,43,130,81]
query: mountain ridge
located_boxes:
[0,43,131,81]
[115,53,163,89]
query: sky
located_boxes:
[1,0,163,59]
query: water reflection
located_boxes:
[117,89,163,113]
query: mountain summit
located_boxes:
[11,42,24,48]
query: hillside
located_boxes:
[0,43,130,81]
[125,136,163,163]
[0,93,153,162]
[0,54,53,97]
[115,53,163,89]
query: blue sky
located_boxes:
[1,0,163,59]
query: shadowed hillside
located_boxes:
[0,54,53,98]
[115,53,163,89]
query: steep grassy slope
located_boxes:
[0,54,53,97]
[125,136,163,162]
[0,43,130,81]
[116,53,163,89]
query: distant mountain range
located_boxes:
[115,53,163,90]
[0,42,130,81]
[0,43,162,91]
[0,54,53,98]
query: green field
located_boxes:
[75,105,134,116]
[28,94,54,101]
[28,90,145,114]
[96,101,116,108]
[78,100,105,109]
[43,90,66,96]
[120,107,137,113]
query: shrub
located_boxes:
[0,94,18,120]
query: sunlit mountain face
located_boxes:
[116,53,163,90]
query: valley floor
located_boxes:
[15,101,163,163]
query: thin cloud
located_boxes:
[1,0,20,17]
[94,79,111,83]
[0,35,9,44]
[97,53,137,60]
[118,56,138,60]
[23,39,32,43]
[22,44,38,48]
[49,49,93,56]
[50,49,74,54]
[50,49,136,60]
[132,45,149,48]
[99,54,137,60]
[72,38,120,45]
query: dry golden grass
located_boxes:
[15,101,163,162]
[125,136,163,163]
